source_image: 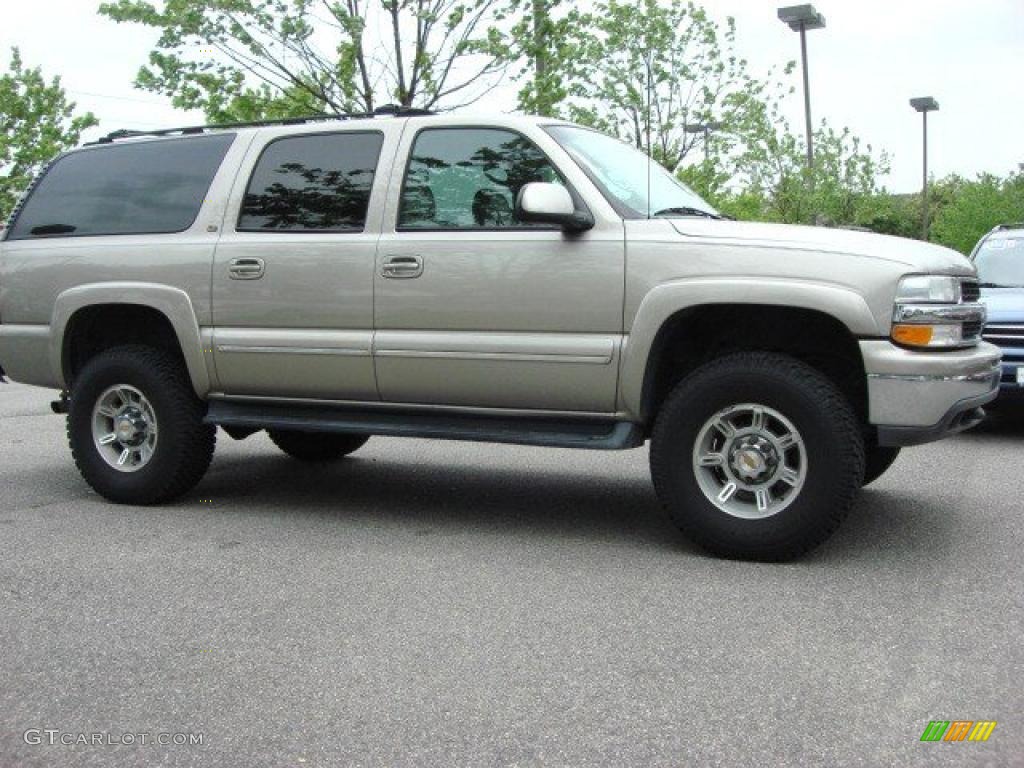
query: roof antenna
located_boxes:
[645,51,652,220]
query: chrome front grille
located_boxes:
[962,320,983,342]
[983,324,1024,349]
[960,279,981,303]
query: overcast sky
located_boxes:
[3,0,1021,192]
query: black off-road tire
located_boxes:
[68,345,216,504]
[862,443,901,487]
[267,430,369,462]
[650,352,865,561]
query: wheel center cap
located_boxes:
[115,410,147,446]
[730,437,778,482]
[737,449,764,474]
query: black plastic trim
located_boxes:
[876,389,999,447]
[206,400,644,451]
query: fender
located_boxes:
[618,277,881,420]
[51,282,211,397]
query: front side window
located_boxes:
[239,132,384,232]
[398,128,564,230]
[7,134,235,240]
[546,124,718,219]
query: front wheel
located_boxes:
[68,345,216,504]
[650,352,865,561]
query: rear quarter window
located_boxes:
[6,134,235,240]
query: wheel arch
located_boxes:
[622,279,880,426]
[51,283,211,397]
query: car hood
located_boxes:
[980,287,1024,323]
[668,219,975,274]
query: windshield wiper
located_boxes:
[978,281,1024,288]
[651,206,724,220]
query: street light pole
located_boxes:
[778,5,826,169]
[910,97,939,241]
[798,22,813,168]
[684,121,724,164]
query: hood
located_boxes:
[667,219,975,275]
[980,287,1024,323]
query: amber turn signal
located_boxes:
[891,324,934,347]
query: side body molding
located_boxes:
[618,278,881,420]
[51,282,210,396]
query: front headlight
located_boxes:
[894,275,960,304]
[891,275,984,349]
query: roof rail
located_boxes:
[86,104,435,145]
[994,222,1024,231]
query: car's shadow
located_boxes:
[197,449,683,551]
[167,440,969,564]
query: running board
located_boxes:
[205,401,644,451]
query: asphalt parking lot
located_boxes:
[1,382,1021,767]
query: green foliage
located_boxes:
[504,0,589,117]
[701,67,890,227]
[98,0,512,121]
[930,172,1024,254]
[0,48,97,221]
[850,191,919,239]
[566,0,754,171]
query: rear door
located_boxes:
[211,124,401,399]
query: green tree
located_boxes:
[930,171,1024,254]
[567,0,754,171]
[687,71,889,226]
[99,0,514,122]
[503,0,589,117]
[851,191,919,239]
[0,48,97,221]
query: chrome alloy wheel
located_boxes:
[692,403,807,520]
[91,385,158,473]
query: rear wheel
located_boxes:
[267,430,369,462]
[68,345,216,504]
[862,443,901,487]
[650,352,865,561]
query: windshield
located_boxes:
[546,125,719,219]
[975,236,1024,287]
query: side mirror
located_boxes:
[515,182,594,233]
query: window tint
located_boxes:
[398,128,563,230]
[239,132,383,232]
[8,134,234,240]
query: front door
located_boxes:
[211,127,399,399]
[373,125,625,413]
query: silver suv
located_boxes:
[0,110,1002,559]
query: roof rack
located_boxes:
[87,104,435,145]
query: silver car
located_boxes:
[0,109,1001,560]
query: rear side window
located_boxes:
[238,132,384,232]
[7,134,235,240]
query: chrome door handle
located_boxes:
[228,257,265,280]
[381,255,424,279]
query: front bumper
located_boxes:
[995,347,1023,394]
[860,340,1001,447]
